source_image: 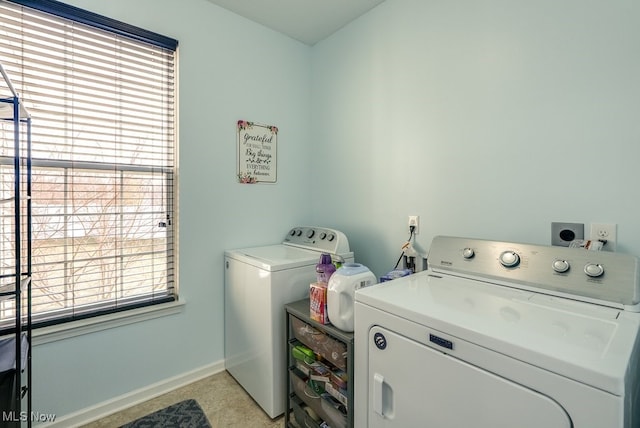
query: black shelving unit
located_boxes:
[0,63,32,428]
[285,299,354,428]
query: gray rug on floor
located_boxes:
[120,399,212,428]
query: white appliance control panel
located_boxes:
[428,236,640,310]
[283,226,350,254]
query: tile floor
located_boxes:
[81,370,284,428]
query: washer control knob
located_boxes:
[295,229,302,237]
[499,251,520,268]
[552,259,570,273]
[327,233,335,242]
[319,232,327,240]
[462,248,475,259]
[306,229,315,239]
[584,263,604,278]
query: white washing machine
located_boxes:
[224,226,354,418]
[355,236,640,428]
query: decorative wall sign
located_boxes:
[237,120,278,184]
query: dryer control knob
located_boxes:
[319,232,327,240]
[307,229,315,238]
[462,248,475,259]
[327,233,335,242]
[584,263,604,278]
[499,251,520,268]
[552,259,570,273]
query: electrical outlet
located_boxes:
[408,215,419,235]
[590,223,617,252]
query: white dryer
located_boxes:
[225,226,353,418]
[355,236,640,428]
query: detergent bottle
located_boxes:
[315,253,336,283]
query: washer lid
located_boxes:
[356,271,640,395]
[225,244,332,271]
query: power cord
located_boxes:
[394,225,416,270]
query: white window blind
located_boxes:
[0,0,177,329]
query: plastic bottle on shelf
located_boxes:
[316,253,336,283]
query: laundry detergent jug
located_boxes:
[327,263,377,332]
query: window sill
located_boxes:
[32,299,186,346]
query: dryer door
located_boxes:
[367,326,572,428]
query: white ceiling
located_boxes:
[206,0,386,45]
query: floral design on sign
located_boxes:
[236,120,278,184]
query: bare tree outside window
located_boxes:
[0,1,176,329]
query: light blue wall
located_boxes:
[310,0,640,278]
[30,0,640,420]
[32,0,313,419]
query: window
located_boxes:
[0,0,177,330]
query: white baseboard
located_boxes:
[41,360,225,427]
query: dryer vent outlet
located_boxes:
[551,222,584,247]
